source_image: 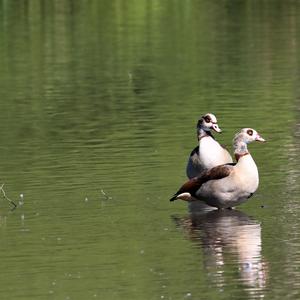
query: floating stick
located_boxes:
[0,184,17,209]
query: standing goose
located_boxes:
[171,128,265,209]
[186,113,233,179]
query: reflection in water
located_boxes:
[172,209,268,298]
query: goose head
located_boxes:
[234,128,266,145]
[233,128,265,159]
[197,113,222,133]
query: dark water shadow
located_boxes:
[172,209,268,298]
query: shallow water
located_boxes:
[0,1,300,299]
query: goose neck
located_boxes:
[197,128,214,141]
[234,141,250,161]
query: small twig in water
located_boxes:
[100,189,112,201]
[0,184,17,209]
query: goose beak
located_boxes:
[212,123,222,133]
[255,134,266,142]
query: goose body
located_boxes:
[186,113,233,179]
[172,128,265,209]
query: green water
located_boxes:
[0,1,300,299]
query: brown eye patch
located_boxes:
[203,116,211,123]
[247,129,253,136]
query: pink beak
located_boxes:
[255,133,266,142]
[212,123,222,133]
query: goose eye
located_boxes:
[204,116,211,123]
[247,129,253,136]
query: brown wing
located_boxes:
[198,164,233,184]
[170,177,201,201]
[170,164,233,201]
[189,146,199,157]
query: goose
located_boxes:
[186,113,233,179]
[171,128,265,209]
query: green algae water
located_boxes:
[0,1,300,299]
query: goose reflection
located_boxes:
[172,209,268,296]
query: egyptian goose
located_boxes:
[186,113,233,178]
[171,128,265,209]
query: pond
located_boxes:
[0,1,300,299]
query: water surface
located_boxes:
[0,1,300,299]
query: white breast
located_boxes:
[235,155,259,193]
[199,137,232,169]
[186,136,233,179]
[195,155,259,208]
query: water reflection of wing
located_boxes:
[172,209,268,296]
